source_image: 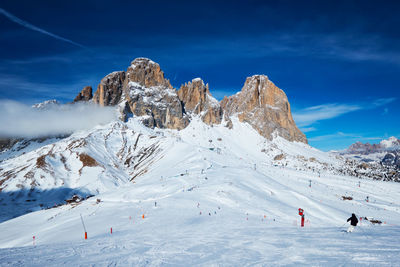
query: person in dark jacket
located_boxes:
[347,213,358,232]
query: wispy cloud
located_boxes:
[0,100,117,138]
[372,97,396,107]
[0,7,87,49]
[293,103,361,128]
[308,132,382,142]
[293,97,396,130]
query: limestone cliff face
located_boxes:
[73,86,93,102]
[93,71,126,106]
[123,58,189,130]
[125,58,172,89]
[221,75,307,143]
[124,81,189,130]
[91,58,188,130]
[83,58,306,143]
[177,78,222,125]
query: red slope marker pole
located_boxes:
[111,227,113,234]
[80,214,88,240]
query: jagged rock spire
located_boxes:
[221,75,307,143]
[178,78,222,125]
[80,58,307,143]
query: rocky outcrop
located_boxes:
[125,81,189,130]
[73,86,92,102]
[381,152,399,167]
[125,58,172,88]
[32,100,60,110]
[177,78,222,125]
[91,59,188,130]
[221,75,307,143]
[123,58,188,129]
[93,71,125,106]
[86,58,306,142]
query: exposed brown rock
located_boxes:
[221,75,307,143]
[274,154,285,161]
[91,58,188,130]
[125,58,172,88]
[73,86,93,102]
[125,82,189,130]
[177,78,222,125]
[93,71,126,106]
[79,153,99,167]
[88,58,307,142]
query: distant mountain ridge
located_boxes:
[345,137,400,155]
[337,137,400,170]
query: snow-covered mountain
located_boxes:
[344,137,400,155]
[0,58,399,265]
[337,137,400,172]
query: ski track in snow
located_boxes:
[0,117,400,265]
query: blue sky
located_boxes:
[0,0,399,151]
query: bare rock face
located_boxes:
[124,58,189,130]
[73,86,93,102]
[93,71,126,106]
[221,75,307,143]
[91,58,188,130]
[177,78,222,125]
[125,81,189,130]
[126,58,172,88]
[86,58,307,142]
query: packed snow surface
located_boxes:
[0,117,399,266]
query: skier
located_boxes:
[346,213,358,232]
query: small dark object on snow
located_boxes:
[96,198,101,204]
[370,219,382,224]
[342,196,353,201]
[347,213,358,226]
[66,195,82,204]
[365,217,382,224]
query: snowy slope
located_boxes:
[0,116,400,265]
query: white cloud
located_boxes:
[293,97,396,128]
[372,98,396,107]
[308,132,382,142]
[299,127,317,133]
[293,103,361,127]
[0,100,117,138]
[0,7,87,49]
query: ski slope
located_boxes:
[0,117,400,265]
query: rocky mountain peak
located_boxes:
[32,100,60,110]
[178,78,222,125]
[78,57,306,142]
[221,75,307,143]
[73,86,93,102]
[126,57,172,89]
[93,71,126,106]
